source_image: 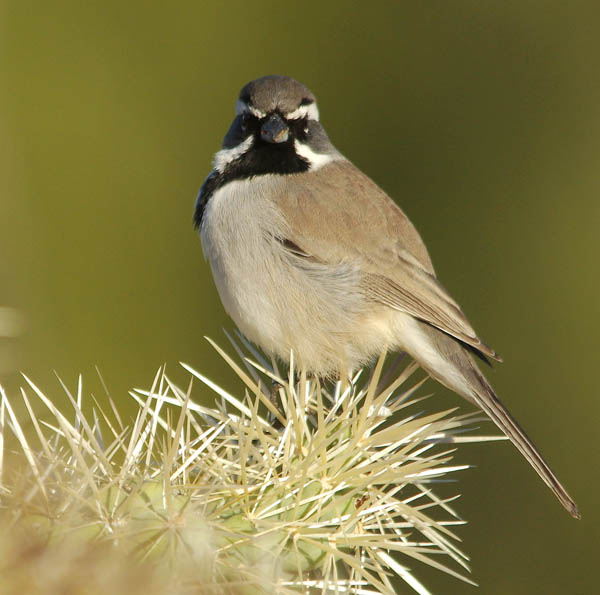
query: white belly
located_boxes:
[199,177,391,375]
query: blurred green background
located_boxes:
[1,1,598,592]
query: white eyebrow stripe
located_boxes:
[213,135,254,172]
[235,99,266,118]
[294,140,332,171]
[286,103,320,121]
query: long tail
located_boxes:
[414,322,580,519]
[469,371,580,519]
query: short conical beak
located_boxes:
[260,113,289,144]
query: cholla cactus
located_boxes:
[0,333,503,594]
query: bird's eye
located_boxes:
[241,113,252,132]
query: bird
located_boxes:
[194,74,579,519]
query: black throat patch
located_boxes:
[194,133,310,229]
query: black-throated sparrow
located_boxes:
[195,75,579,519]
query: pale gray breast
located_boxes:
[200,178,285,337]
[200,175,372,372]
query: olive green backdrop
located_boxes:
[1,1,598,593]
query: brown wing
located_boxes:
[271,159,501,362]
[362,253,501,361]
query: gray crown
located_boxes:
[239,75,316,114]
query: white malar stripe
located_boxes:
[213,136,254,172]
[286,103,320,121]
[294,141,333,170]
[235,99,266,118]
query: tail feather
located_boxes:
[413,322,580,519]
[470,373,580,519]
